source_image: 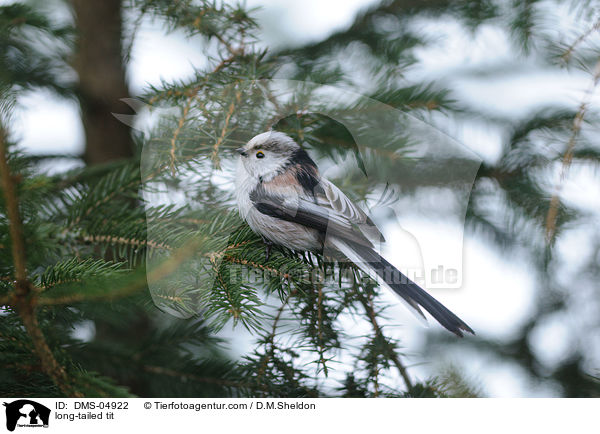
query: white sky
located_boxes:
[8,0,600,397]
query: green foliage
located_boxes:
[2,0,599,398]
[0,3,74,95]
[0,0,454,398]
[273,0,600,397]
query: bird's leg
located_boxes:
[261,235,274,262]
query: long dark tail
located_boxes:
[339,239,474,337]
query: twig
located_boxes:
[359,290,413,391]
[214,33,240,57]
[169,94,194,175]
[256,289,295,385]
[316,284,328,375]
[81,234,172,251]
[211,92,239,169]
[561,17,600,63]
[545,58,600,242]
[148,53,235,105]
[210,255,239,319]
[221,255,289,278]
[373,366,380,397]
[123,2,148,64]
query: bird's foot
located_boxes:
[261,236,274,262]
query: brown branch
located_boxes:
[211,92,239,169]
[561,17,600,63]
[14,300,78,394]
[546,58,600,243]
[221,255,289,278]
[38,278,82,291]
[210,255,239,319]
[0,129,79,396]
[0,131,27,285]
[316,284,328,375]
[148,53,235,105]
[317,284,324,347]
[214,33,237,56]
[256,289,295,385]
[152,293,184,304]
[212,53,236,74]
[81,234,172,251]
[169,95,194,175]
[359,290,413,391]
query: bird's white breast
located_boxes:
[235,157,256,220]
[235,157,321,252]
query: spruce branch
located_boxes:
[68,163,141,229]
[210,255,239,319]
[0,128,79,396]
[80,234,173,251]
[211,90,240,169]
[221,255,290,279]
[561,17,600,63]
[256,289,296,386]
[316,284,328,376]
[146,52,236,105]
[545,57,600,243]
[358,288,413,391]
[169,94,193,175]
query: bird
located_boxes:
[235,131,474,337]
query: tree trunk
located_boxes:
[71,0,134,164]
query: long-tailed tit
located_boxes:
[235,131,474,337]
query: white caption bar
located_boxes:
[0,398,597,433]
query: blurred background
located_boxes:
[1,0,599,397]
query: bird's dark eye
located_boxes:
[256,151,265,159]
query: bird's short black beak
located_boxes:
[236,147,248,157]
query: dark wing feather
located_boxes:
[250,185,374,248]
[314,178,385,244]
